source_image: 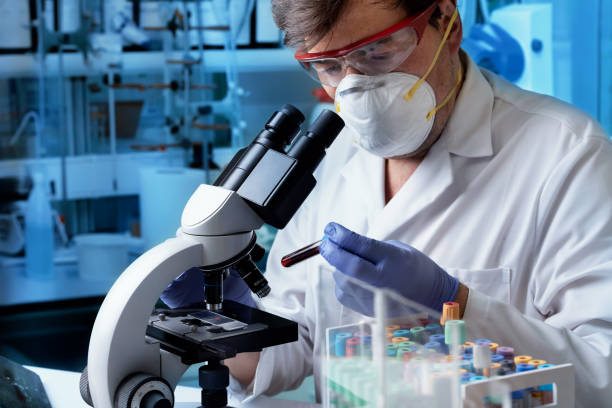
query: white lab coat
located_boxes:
[232,54,612,407]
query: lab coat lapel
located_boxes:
[368,142,454,241]
[339,147,386,230]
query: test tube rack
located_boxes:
[463,363,574,408]
[323,319,576,408]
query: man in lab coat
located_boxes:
[164,0,612,405]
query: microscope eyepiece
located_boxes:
[258,104,305,151]
[287,109,345,174]
[306,109,346,149]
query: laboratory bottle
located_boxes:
[25,172,54,279]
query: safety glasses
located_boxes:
[294,2,439,87]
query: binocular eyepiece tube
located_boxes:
[208,104,344,302]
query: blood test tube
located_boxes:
[461,353,474,362]
[397,346,416,360]
[529,359,547,368]
[393,329,411,338]
[516,363,535,373]
[362,335,373,357]
[491,354,504,363]
[335,332,352,357]
[462,341,475,354]
[346,337,361,357]
[397,341,418,349]
[514,355,533,365]
[410,326,427,344]
[424,341,443,353]
[429,334,447,354]
[537,364,555,404]
[460,372,476,384]
[441,302,460,326]
[473,343,492,377]
[497,346,515,360]
[501,359,516,371]
[281,240,322,267]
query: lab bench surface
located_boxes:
[0,249,115,306]
[27,365,319,408]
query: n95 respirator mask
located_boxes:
[334,72,438,158]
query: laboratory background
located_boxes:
[0,0,610,405]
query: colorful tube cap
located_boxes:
[441,302,460,326]
[444,320,466,346]
[515,363,536,372]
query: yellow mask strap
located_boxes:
[426,63,462,121]
[405,7,459,101]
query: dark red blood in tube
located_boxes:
[281,240,322,267]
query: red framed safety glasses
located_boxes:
[294,2,439,87]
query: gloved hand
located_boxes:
[319,222,459,315]
[160,267,256,309]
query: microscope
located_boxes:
[80,105,344,408]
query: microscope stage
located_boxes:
[146,300,298,363]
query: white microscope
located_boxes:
[79,105,345,408]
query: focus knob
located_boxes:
[114,373,174,408]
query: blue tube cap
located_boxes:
[516,363,536,372]
[491,354,504,363]
[393,329,411,338]
[460,372,476,383]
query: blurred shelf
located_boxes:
[0,241,142,306]
[0,48,298,78]
[0,150,186,201]
[0,248,113,306]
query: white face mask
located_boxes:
[335,72,438,158]
[334,8,461,158]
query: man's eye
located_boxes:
[369,53,391,61]
[375,37,392,46]
[312,62,341,74]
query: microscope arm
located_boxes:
[87,185,260,408]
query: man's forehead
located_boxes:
[307,0,408,53]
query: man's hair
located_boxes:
[271,0,441,49]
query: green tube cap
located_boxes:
[444,320,467,346]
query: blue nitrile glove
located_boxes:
[318,222,459,315]
[160,267,256,308]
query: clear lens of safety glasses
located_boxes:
[300,26,419,87]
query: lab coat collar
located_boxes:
[339,135,454,241]
[441,52,494,159]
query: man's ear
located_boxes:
[437,0,463,54]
